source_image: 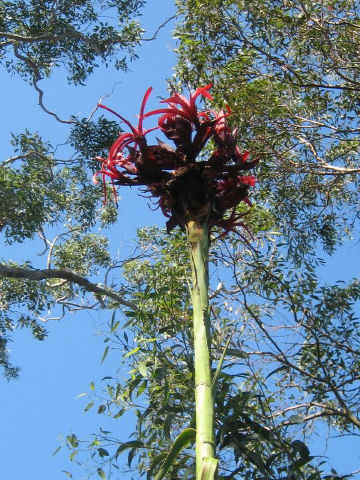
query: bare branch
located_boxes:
[12,44,76,124]
[0,263,135,309]
[142,15,176,41]
[1,152,35,167]
[1,150,61,168]
[297,136,360,175]
[0,29,103,53]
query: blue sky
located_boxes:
[1,1,360,478]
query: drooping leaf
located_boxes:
[84,401,94,413]
[154,428,196,480]
[66,434,79,448]
[69,450,78,462]
[52,445,61,457]
[101,346,109,364]
[98,448,109,458]
[138,360,148,377]
[97,468,106,480]
[115,440,144,459]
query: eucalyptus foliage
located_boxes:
[67,226,360,479]
[0,0,145,378]
[0,0,145,85]
[174,0,360,261]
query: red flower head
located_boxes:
[94,85,259,238]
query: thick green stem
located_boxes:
[186,220,216,479]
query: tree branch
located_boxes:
[12,44,76,124]
[0,264,135,309]
[142,15,176,41]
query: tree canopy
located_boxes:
[175,0,360,260]
[0,0,147,377]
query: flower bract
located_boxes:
[94,85,258,237]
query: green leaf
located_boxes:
[69,450,78,462]
[147,452,167,480]
[201,457,218,480]
[52,445,61,457]
[111,321,119,333]
[290,456,314,471]
[89,438,100,447]
[136,380,147,397]
[212,335,231,394]
[98,448,109,457]
[62,471,73,478]
[128,375,142,401]
[241,415,272,442]
[76,392,87,398]
[84,401,94,412]
[124,346,140,358]
[66,434,79,448]
[128,447,137,467]
[101,346,109,364]
[292,439,310,458]
[154,428,196,480]
[163,414,173,441]
[98,405,106,414]
[138,360,148,377]
[97,468,106,480]
[115,440,144,459]
[114,408,125,419]
[110,311,116,327]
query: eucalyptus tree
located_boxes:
[63,221,360,480]
[0,0,168,377]
[164,0,360,476]
[174,0,360,260]
[0,0,146,118]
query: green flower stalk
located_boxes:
[187,220,215,477]
[95,85,257,478]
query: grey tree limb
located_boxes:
[0,264,135,309]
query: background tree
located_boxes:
[0,0,175,378]
[170,0,360,477]
[175,0,360,260]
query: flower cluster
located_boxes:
[94,85,258,236]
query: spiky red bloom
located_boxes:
[94,86,258,237]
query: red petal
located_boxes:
[138,87,153,133]
[161,92,193,117]
[98,104,136,134]
[192,84,213,102]
[240,176,256,187]
[98,169,122,180]
[241,151,250,162]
